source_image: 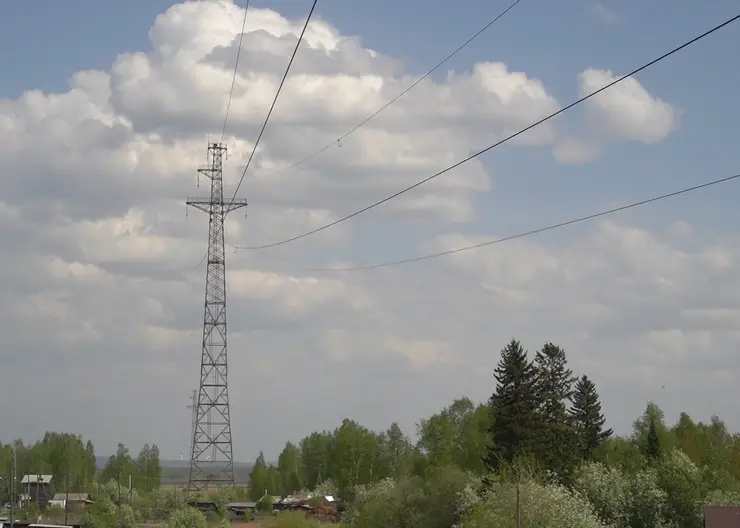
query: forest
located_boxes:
[248,339,740,528]
[0,437,162,495]
[0,435,163,523]
[2,339,739,528]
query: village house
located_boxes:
[47,493,92,511]
[19,475,53,510]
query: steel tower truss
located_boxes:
[186,143,247,493]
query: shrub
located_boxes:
[464,479,609,528]
[658,448,705,528]
[256,494,274,513]
[167,506,207,528]
[572,461,633,528]
[347,466,476,528]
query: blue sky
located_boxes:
[1,0,740,458]
[2,1,738,238]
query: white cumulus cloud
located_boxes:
[0,0,714,460]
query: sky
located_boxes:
[1,0,739,462]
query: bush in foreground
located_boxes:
[464,479,609,528]
[167,506,206,528]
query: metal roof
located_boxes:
[20,475,53,484]
[51,493,91,502]
[227,501,257,510]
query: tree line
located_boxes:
[0,435,162,504]
[249,339,613,498]
[249,338,740,528]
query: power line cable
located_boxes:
[309,173,740,272]
[257,0,525,179]
[226,0,319,209]
[221,0,251,143]
[235,13,740,252]
[193,0,251,268]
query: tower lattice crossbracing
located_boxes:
[186,143,247,493]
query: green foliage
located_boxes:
[571,375,612,459]
[44,504,64,522]
[134,443,161,491]
[657,448,705,527]
[646,416,663,461]
[573,461,669,528]
[249,451,270,500]
[0,433,97,503]
[241,338,740,528]
[147,487,185,520]
[256,493,274,513]
[80,496,130,528]
[466,478,609,528]
[13,338,740,528]
[23,503,40,521]
[278,441,303,494]
[214,485,236,519]
[347,466,476,528]
[167,506,206,528]
[484,339,541,471]
[533,343,579,478]
[418,397,490,474]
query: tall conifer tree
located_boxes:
[484,339,539,472]
[570,375,612,459]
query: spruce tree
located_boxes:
[645,416,662,461]
[484,339,539,472]
[534,343,578,476]
[570,375,612,459]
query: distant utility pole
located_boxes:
[10,444,15,528]
[64,474,69,526]
[117,470,122,528]
[186,143,247,494]
[186,390,197,464]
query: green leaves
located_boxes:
[277,442,302,495]
[417,398,490,474]
[167,506,206,528]
[248,451,270,501]
[134,444,161,492]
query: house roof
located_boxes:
[20,475,53,484]
[51,493,91,502]
[227,501,257,510]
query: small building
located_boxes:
[19,476,54,511]
[47,494,92,511]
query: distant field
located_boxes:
[97,456,254,486]
[159,464,252,486]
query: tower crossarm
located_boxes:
[186,197,248,215]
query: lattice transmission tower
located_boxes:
[186,143,247,493]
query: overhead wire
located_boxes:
[194,0,251,269]
[256,0,526,180]
[308,173,740,272]
[226,0,320,209]
[234,13,740,252]
[221,0,251,143]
